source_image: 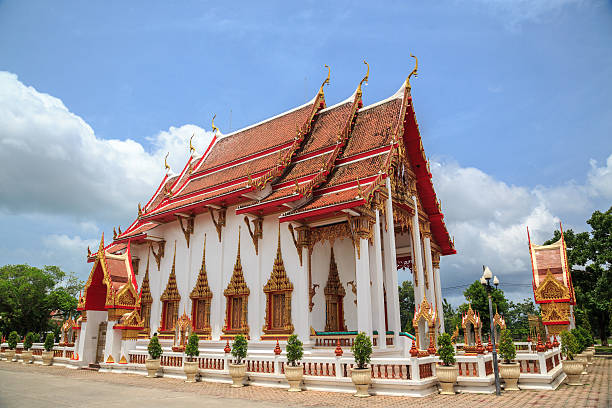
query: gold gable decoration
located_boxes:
[262,227,294,339]
[115,309,144,340]
[161,242,181,302]
[412,297,438,353]
[534,269,570,302]
[190,235,212,339]
[222,228,250,338]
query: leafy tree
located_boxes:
[286,334,303,367]
[0,264,82,336]
[351,332,372,369]
[498,329,516,363]
[437,333,455,366]
[23,332,35,351]
[185,333,200,361]
[462,280,509,335]
[443,299,461,336]
[398,280,415,333]
[147,334,163,359]
[505,298,539,340]
[560,330,579,360]
[43,333,55,352]
[545,207,612,345]
[231,335,248,365]
[8,331,19,349]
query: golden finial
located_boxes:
[356,60,369,95]
[138,203,142,217]
[212,114,219,134]
[98,233,105,253]
[189,133,195,155]
[318,64,331,96]
[113,227,117,239]
[405,54,418,90]
[118,226,122,235]
[164,152,170,172]
[87,246,91,256]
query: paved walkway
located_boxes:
[0,358,610,407]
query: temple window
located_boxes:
[160,243,181,334]
[190,235,213,339]
[222,229,250,337]
[262,230,293,339]
[324,247,346,332]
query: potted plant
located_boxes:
[571,328,588,374]
[498,329,519,391]
[42,333,55,365]
[436,332,458,395]
[350,332,372,398]
[21,332,35,364]
[229,335,248,388]
[560,330,583,386]
[285,335,304,392]
[183,333,200,382]
[577,327,594,364]
[7,331,19,362]
[146,334,163,378]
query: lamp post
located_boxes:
[480,265,501,396]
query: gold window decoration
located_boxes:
[222,228,250,338]
[324,247,346,332]
[160,242,181,334]
[190,234,213,339]
[262,226,294,340]
[139,250,153,338]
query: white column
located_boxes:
[212,235,225,340]
[434,264,445,333]
[372,210,387,349]
[184,240,193,316]
[355,238,373,337]
[383,177,401,346]
[411,196,425,306]
[251,228,263,340]
[423,236,435,306]
[295,244,311,344]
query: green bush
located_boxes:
[8,331,19,350]
[23,332,35,351]
[44,333,55,352]
[185,333,200,361]
[560,330,579,360]
[147,334,163,360]
[571,328,587,353]
[351,332,372,369]
[286,334,303,367]
[231,335,248,365]
[498,329,516,363]
[437,332,455,366]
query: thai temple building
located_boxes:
[528,225,576,336]
[74,60,457,368]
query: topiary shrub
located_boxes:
[560,330,579,360]
[23,332,35,351]
[147,334,163,360]
[185,333,200,362]
[437,332,455,366]
[286,334,303,367]
[44,333,55,352]
[231,335,248,365]
[571,328,587,353]
[351,332,372,369]
[498,329,516,363]
[8,331,19,350]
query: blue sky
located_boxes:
[0,0,610,305]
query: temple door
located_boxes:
[95,322,107,363]
[231,297,242,329]
[327,299,338,331]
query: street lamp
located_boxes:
[481,265,501,396]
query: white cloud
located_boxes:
[433,153,612,304]
[0,71,214,223]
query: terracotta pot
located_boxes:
[5,350,15,362]
[436,365,458,395]
[145,358,161,378]
[575,353,588,374]
[351,367,371,397]
[284,364,303,392]
[21,350,33,364]
[184,360,199,382]
[229,363,247,388]
[42,351,54,366]
[499,362,520,391]
[562,360,584,386]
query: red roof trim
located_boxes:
[235,192,301,215]
[314,175,379,196]
[279,198,365,223]
[335,145,392,166]
[293,145,337,162]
